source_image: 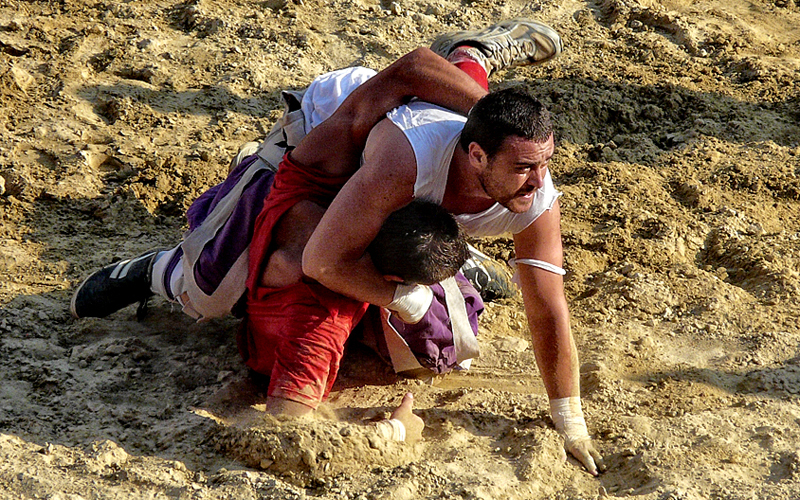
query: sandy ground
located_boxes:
[1,0,800,498]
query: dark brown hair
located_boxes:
[368,200,468,285]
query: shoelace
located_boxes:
[481,33,540,73]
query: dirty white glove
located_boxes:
[387,284,433,324]
[550,397,605,476]
[374,419,406,442]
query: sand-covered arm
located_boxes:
[513,201,605,475]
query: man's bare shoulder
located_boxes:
[362,117,418,181]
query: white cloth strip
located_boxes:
[381,308,425,374]
[150,247,181,300]
[510,258,566,276]
[440,276,480,363]
[375,418,406,442]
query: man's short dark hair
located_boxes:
[368,200,468,285]
[459,87,553,157]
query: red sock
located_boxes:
[447,46,489,91]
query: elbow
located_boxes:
[301,244,339,289]
[406,46,438,63]
[397,47,435,66]
[391,47,438,81]
[301,248,324,283]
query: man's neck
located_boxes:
[441,146,495,215]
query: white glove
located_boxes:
[387,284,433,324]
[550,397,605,476]
[374,419,406,442]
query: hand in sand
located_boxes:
[390,392,425,443]
[550,397,605,475]
[566,436,606,476]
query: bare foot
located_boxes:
[390,392,425,443]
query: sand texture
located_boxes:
[1,0,800,498]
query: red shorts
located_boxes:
[239,281,368,407]
[239,153,367,409]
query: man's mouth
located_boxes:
[517,188,536,199]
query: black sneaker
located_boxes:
[461,245,516,302]
[70,249,162,320]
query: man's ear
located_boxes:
[383,274,405,283]
[467,141,488,171]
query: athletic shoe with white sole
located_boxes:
[70,249,162,320]
[431,18,563,75]
[461,245,516,302]
[228,141,260,173]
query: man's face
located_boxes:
[476,134,555,213]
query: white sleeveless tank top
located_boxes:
[386,101,561,237]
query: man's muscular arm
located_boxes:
[303,119,417,307]
[291,47,486,175]
[512,203,574,398]
[512,201,604,476]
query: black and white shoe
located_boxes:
[70,249,161,320]
[461,245,516,302]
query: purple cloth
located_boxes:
[387,273,484,374]
[184,154,275,295]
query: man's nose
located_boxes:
[526,168,546,190]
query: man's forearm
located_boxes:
[306,251,398,307]
[524,299,580,399]
[346,48,486,139]
[389,47,487,115]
